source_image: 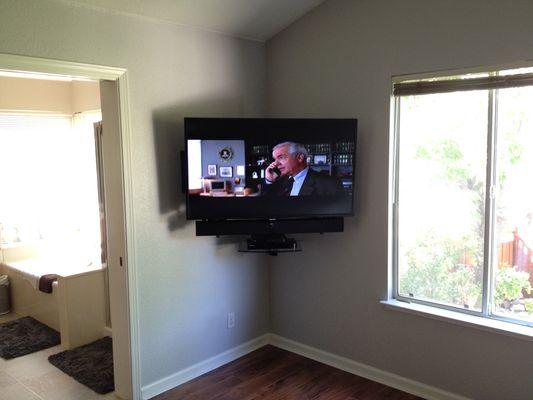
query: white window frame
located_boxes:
[389,63,533,331]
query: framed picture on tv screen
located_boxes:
[219,166,232,178]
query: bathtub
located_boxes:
[0,259,108,349]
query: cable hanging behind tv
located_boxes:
[183,117,356,253]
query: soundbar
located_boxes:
[196,217,344,236]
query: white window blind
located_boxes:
[0,113,101,264]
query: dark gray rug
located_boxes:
[48,336,114,394]
[0,316,60,359]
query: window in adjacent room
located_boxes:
[392,66,533,326]
[0,111,102,264]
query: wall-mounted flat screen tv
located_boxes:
[185,118,357,220]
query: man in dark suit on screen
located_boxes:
[263,141,344,196]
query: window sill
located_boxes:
[381,299,533,341]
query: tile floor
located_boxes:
[0,313,120,400]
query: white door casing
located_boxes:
[100,79,133,400]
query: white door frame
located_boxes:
[0,53,140,399]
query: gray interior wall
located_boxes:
[266,1,533,399]
[0,0,269,388]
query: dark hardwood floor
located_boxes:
[153,345,424,400]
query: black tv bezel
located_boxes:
[184,117,357,221]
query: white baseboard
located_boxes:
[269,334,471,400]
[103,326,112,338]
[141,332,470,400]
[141,334,269,400]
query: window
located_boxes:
[0,112,102,264]
[392,66,533,327]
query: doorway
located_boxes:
[0,54,138,400]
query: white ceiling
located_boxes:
[62,0,326,42]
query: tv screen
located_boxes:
[185,118,357,220]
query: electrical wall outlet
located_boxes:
[227,312,235,329]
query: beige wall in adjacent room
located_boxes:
[266,1,533,400]
[71,80,101,112]
[0,0,268,394]
[0,76,100,113]
[0,76,72,113]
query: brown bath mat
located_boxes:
[0,316,60,359]
[48,336,114,394]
